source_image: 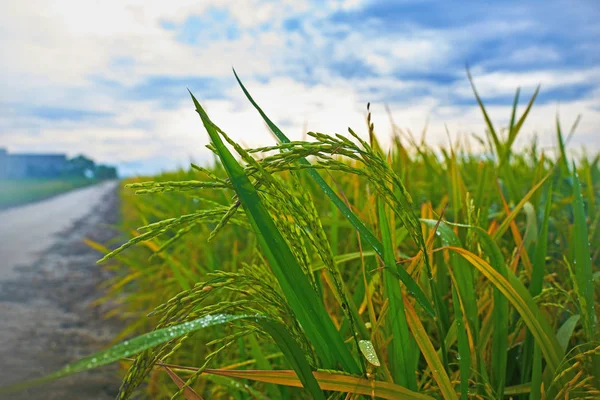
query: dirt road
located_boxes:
[0,181,124,399]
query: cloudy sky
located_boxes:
[1,0,599,176]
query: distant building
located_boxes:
[0,148,117,179]
[0,148,6,177]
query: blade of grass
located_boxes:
[571,165,596,342]
[445,247,564,375]
[200,375,270,400]
[522,183,553,385]
[451,285,471,400]
[358,339,381,367]
[505,86,520,161]
[379,199,417,389]
[556,315,581,353]
[258,317,326,399]
[470,226,508,398]
[571,165,600,381]
[247,334,283,399]
[403,297,458,400]
[467,67,502,162]
[503,85,540,167]
[556,116,570,175]
[493,168,553,240]
[511,86,540,143]
[529,345,542,400]
[422,221,479,342]
[162,366,204,400]
[200,368,434,400]
[310,250,377,272]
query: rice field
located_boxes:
[4,71,599,399]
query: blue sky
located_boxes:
[1,0,598,176]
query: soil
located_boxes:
[0,183,125,399]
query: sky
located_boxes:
[1,0,599,176]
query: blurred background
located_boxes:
[1,0,598,177]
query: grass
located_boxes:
[2,69,599,399]
[0,178,100,210]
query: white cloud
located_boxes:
[505,46,561,64]
[0,0,297,93]
[453,67,600,98]
[0,0,598,176]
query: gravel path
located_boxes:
[0,181,124,399]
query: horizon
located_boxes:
[1,0,599,177]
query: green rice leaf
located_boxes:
[467,67,502,161]
[470,227,508,398]
[529,346,542,400]
[451,285,471,400]
[512,86,539,139]
[358,340,381,367]
[522,183,553,386]
[506,85,540,163]
[447,247,564,375]
[379,199,417,389]
[493,169,552,240]
[556,116,570,175]
[404,299,458,400]
[571,165,595,342]
[258,317,326,399]
[506,87,520,153]
[310,250,377,272]
[423,220,479,340]
[570,165,600,383]
[205,368,434,400]
[556,314,581,353]
[530,184,553,297]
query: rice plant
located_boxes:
[3,69,599,399]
